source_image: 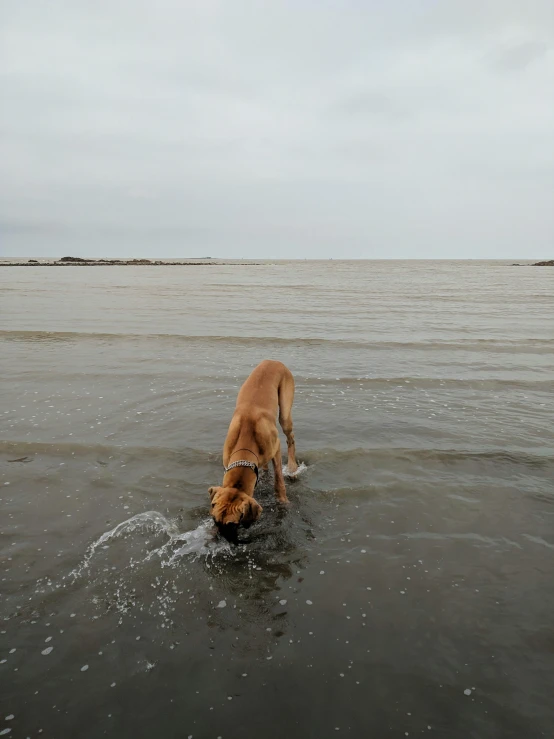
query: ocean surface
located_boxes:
[1,260,553,739]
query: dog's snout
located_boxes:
[216,522,239,544]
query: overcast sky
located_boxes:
[1,1,553,259]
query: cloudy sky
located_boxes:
[1,0,553,258]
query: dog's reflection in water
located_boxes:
[209,500,304,611]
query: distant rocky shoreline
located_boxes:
[0,256,253,267]
[1,256,552,267]
[512,260,554,267]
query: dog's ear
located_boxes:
[208,486,219,501]
[239,497,262,525]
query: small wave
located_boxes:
[2,329,553,353]
[302,447,554,470]
[521,534,554,551]
[3,440,552,472]
[369,531,523,549]
[0,329,369,348]
[302,376,554,391]
[0,440,220,464]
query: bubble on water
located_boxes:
[81,665,89,672]
[41,647,53,656]
[279,600,287,606]
[217,600,226,609]
[464,688,472,696]
[306,600,313,605]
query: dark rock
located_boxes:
[59,256,87,262]
[28,259,39,263]
[532,259,554,266]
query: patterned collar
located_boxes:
[224,459,259,486]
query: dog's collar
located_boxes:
[224,459,259,486]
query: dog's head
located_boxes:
[208,486,262,543]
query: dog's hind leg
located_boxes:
[272,442,288,503]
[278,371,298,475]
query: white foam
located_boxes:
[283,461,308,478]
[164,521,232,564]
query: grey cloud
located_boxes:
[332,91,411,119]
[0,219,69,235]
[1,0,553,259]
[491,40,550,71]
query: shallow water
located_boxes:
[1,260,553,738]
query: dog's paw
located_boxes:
[283,462,307,479]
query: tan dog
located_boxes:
[209,360,299,542]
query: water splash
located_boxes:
[283,461,308,479]
[70,511,230,579]
[160,520,232,565]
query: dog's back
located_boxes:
[234,359,292,417]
